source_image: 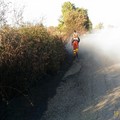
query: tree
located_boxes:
[58,2,92,37]
[12,6,24,27]
[62,2,75,16]
[0,0,10,26]
[0,0,25,27]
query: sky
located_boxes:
[5,0,120,27]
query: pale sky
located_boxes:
[6,0,120,27]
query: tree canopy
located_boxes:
[58,2,92,37]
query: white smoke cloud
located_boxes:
[66,27,120,64]
[80,27,120,62]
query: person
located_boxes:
[71,30,80,58]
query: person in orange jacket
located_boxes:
[72,30,80,58]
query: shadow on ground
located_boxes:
[0,54,73,120]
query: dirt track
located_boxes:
[41,34,120,120]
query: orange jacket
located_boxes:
[72,40,79,50]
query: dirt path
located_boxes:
[41,38,120,120]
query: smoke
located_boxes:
[80,27,120,62]
[66,27,120,63]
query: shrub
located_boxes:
[0,24,66,104]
